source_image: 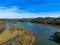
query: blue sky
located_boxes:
[0,0,60,18]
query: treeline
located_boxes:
[0,17,60,25]
[31,17,60,25]
[0,18,33,22]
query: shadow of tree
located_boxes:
[48,35,60,44]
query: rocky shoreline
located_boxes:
[11,27,35,45]
[0,25,35,45]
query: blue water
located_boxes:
[5,22,60,45]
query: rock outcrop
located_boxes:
[11,27,35,45]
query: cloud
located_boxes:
[0,6,42,18]
[0,0,60,13]
[0,6,59,19]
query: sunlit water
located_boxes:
[5,22,60,45]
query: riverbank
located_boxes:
[0,26,18,44]
[11,27,35,45]
[31,17,60,25]
[0,25,35,45]
[5,22,60,45]
[54,32,60,43]
[0,17,60,25]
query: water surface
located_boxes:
[5,22,60,45]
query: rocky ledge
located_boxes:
[8,25,35,45]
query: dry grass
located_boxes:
[0,29,18,44]
[12,27,35,45]
[0,26,35,45]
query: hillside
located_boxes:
[0,25,35,45]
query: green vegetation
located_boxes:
[0,17,60,25]
[31,17,60,25]
[0,18,33,22]
[54,32,60,43]
[18,18,33,22]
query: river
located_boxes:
[5,22,60,45]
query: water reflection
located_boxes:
[43,24,60,30]
[5,22,60,45]
[49,35,56,42]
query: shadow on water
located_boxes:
[49,35,55,41]
[48,34,60,44]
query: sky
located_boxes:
[0,0,60,18]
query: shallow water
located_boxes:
[5,22,60,45]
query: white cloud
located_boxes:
[0,6,41,18]
[0,6,59,19]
